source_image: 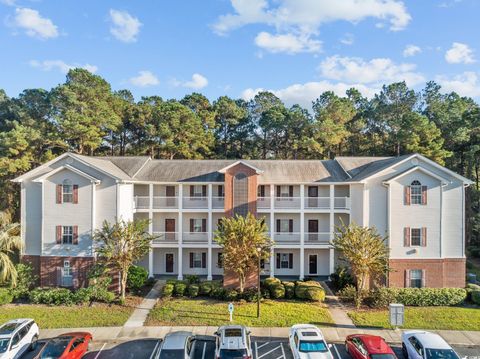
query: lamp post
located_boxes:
[256,246,261,318]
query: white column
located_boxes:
[329,248,334,274]
[207,184,213,280]
[269,185,275,278]
[299,185,305,280]
[329,185,335,275]
[91,183,96,257]
[178,184,183,280]
[148,184,154,277]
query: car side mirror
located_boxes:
[11,344,19,350]
[247,331,251,335]
[328,344,333,349]
[214,331,219,336]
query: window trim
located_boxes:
[62,226,73,245]
[409,269,423,288]
[410,180,423,205]
[191,252,203,268]
[62,179,74,203]
[410,228,422,247]
[280,253,290,269]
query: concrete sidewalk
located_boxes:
[38,326,480,346]
[123,280,164,327]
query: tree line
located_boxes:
[0,68,479,245]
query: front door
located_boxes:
[308,220,319,241]
[307,186,318,207]
[165,253,174,273]
[309,254,318,275]
[165,219,175,241]
[166,186,175,207]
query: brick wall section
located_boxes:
[389,258,466,288]
[224,163,258,217]
[223,268,258,289]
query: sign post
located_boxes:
[228,302,234,322]
[389,303,404,329]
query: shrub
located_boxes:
[174,282,187,297]
[199,281,214,296]
[368,287,467,307]
[29,288,75,306]
[0,288,13,305]
[72,288,91,304]
[187,284,199,298]
[283,282,295,299]
[468,247,480,258]
[225,288,238,301]
[337,285,357,303]
[88,276,116,303]
[269,283,285,299]
[127,265,148,291]
[211,287,227,300]
[162,283,174,298]
[295,281,325,302]
[264,277,281,287]
[472,291,480,305]
[261,287,270,299]
[305,287,325,302]
[185,275,200,284]
[241,287,258,302]
[10,264,37,300]
[330,266,354,291]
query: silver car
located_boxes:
[214,325,252,359]
[156,331,194,359]
[0,319,39,359]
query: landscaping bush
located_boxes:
[468,246,480,258]
[294,281,325,302]
[369,287,467,307]
[261,287,270,299]
[87,276,116,303]
[0,288,13,305]
[241,287,258,302]
[29,288,75,306]
[330,266,354,291]
[337,284,357,303]
[127,265,148,291]
[162,283,174,298]
[211,286,227,300]
[10,263,37,300]
[185,275,200,284]
[264,277,281,287]
[199,281,214,296]
[72,288,92,304]
[304,286,325,302]
[472,291,480,305]
[283,281,295,299]
[173,282,187,297]
[269,283,285,299]
[187,284,199,298]
[225,288,238,301]
[465,283,480,302]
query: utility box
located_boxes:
[389,303,404,327]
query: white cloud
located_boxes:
[445,42,475,64]
[129,71,159,87]
[213,0,411,54]
[109,9,142,43]
[436,72,480,97]
[1,0,17,6]
[29,60,98,74]
[12,7,58,39]
[340,33,354,46]
[173,73,209,89]
[318,55,425,86]
[403,44,421,57]
[254,31,321,54]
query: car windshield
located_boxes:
[425,348,460,359]
[0,323,20,335]
[0,338,10,353]
[219,349,248,359]
[159,349,185,359]
[299,340,328,353]
[371,355,396,359]
[224,329,242,337]
[40,338,72,358]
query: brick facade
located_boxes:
[389,258,466,288]
[223,268,258,289]
[224,163,258,217]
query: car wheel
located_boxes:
[402,344,408,359]
[30,335,38,351]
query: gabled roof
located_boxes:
[382,166,450,185]
[218,161,263,174]
[32,164,101,183]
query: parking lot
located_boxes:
[22,335,480,359]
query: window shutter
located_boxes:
[276,186,281,197]
[189,253,194,268]
[56,185,63,204]
[421,269,426,288]
[404,186,411,205]
[190,186,194,197]
[405,270,410,288]
[289,186,293,197]
[259,185,265,197]
[202,219,207,232]
[218,185,223,197]
[276,219,281,233]
[421,227,427,247]
[56,226,62,244]
[73,185,79,204]
[276,253,280,268]
[288,219,293,233]
[190,219,194,232]
[404,227,411,247]
[202,185,207,197]
[288,253,293,269]
[202,253,206,268]
[73,226,79,245]
[421,186,427,205]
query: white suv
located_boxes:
[214,325,252,359]
[0,319,39,359]
[402,331,460,359]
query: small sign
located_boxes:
[228,303,234,322]
[389,303,404,328]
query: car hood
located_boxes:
[298,352,333,359]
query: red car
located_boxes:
[345,334,397,359]
[34,332,92,359]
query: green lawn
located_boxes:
[146,298,333,327]
[0,304,134,328]
[348,306,480,331]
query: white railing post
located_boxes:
[207,184,213,280]
[300,184,305,280]
[329,185,335,275]
[269,185,275,278]
[178,184,183,280]
[148,184,154,278]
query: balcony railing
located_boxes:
[133,196,149,209]
[212,196,225,209]
[153,196,178,209]
[183,197,208,209]
[274,232,301,244]
[304,197,330,209]
[152,232,178,244]
[334,197,350,209]
[304,232,331,244]
[257,197,270,209]
[183,232,208,243]
[275,197,301,209]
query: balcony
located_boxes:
[152,232,178,244]
[183,197,208,209]
[274,232,301,244]
[212,196,225,209]
[133,196,149,209]
[304,197,330,209]
[304,232,330,244]
[257,197,270,209]
[153,196,178,209]
[334,197,350,209]
[183,232,208,244]
[274,197,301,209]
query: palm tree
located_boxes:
[0,212,22,286]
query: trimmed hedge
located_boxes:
[173,282,187,297]
[283,282,295,299]
[472,291,480,305]
[0,288,13,305]
[127,265,148,291]
[270,283,285,299]
[295,281,325,302]
[187,284,199,298]
[369,287,467,307]
[162,283,174,298]
[199,281,214,296]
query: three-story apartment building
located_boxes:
[14,152,472,289]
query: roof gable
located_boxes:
[382,166,450,185]
[218,161,263,174]
[32,164,101,183]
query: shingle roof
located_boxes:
[335,155,412,181]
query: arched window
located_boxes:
[410,180,422,205]
[233,172,248,217]
[62,179,73,203]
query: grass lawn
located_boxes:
[348,306,480,331]
[146,298,333,327]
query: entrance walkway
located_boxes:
[124,280,164,327]
[321,281,356,328]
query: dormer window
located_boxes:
[62,179,73,203]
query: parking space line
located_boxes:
[255,341,258,359]
[149,340,161,359]
[93,343,106,359]
[257,342,269,350]
[332,344,342,359]
[258,345,282,359]
[278,343,286,359]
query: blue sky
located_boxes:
[1,0,479,109]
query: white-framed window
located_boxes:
[62,179,73,203]
[279,185,290,197]
[192,253,202,268]
[410,180,422,205]
[278,219,291,233]
[192,219,203,233]
[410,269,423,288]
[193,185,203,197]
[411,228,422,246]
[280,253,290,269]
[62,260,73,287]
[62,226,73,244]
